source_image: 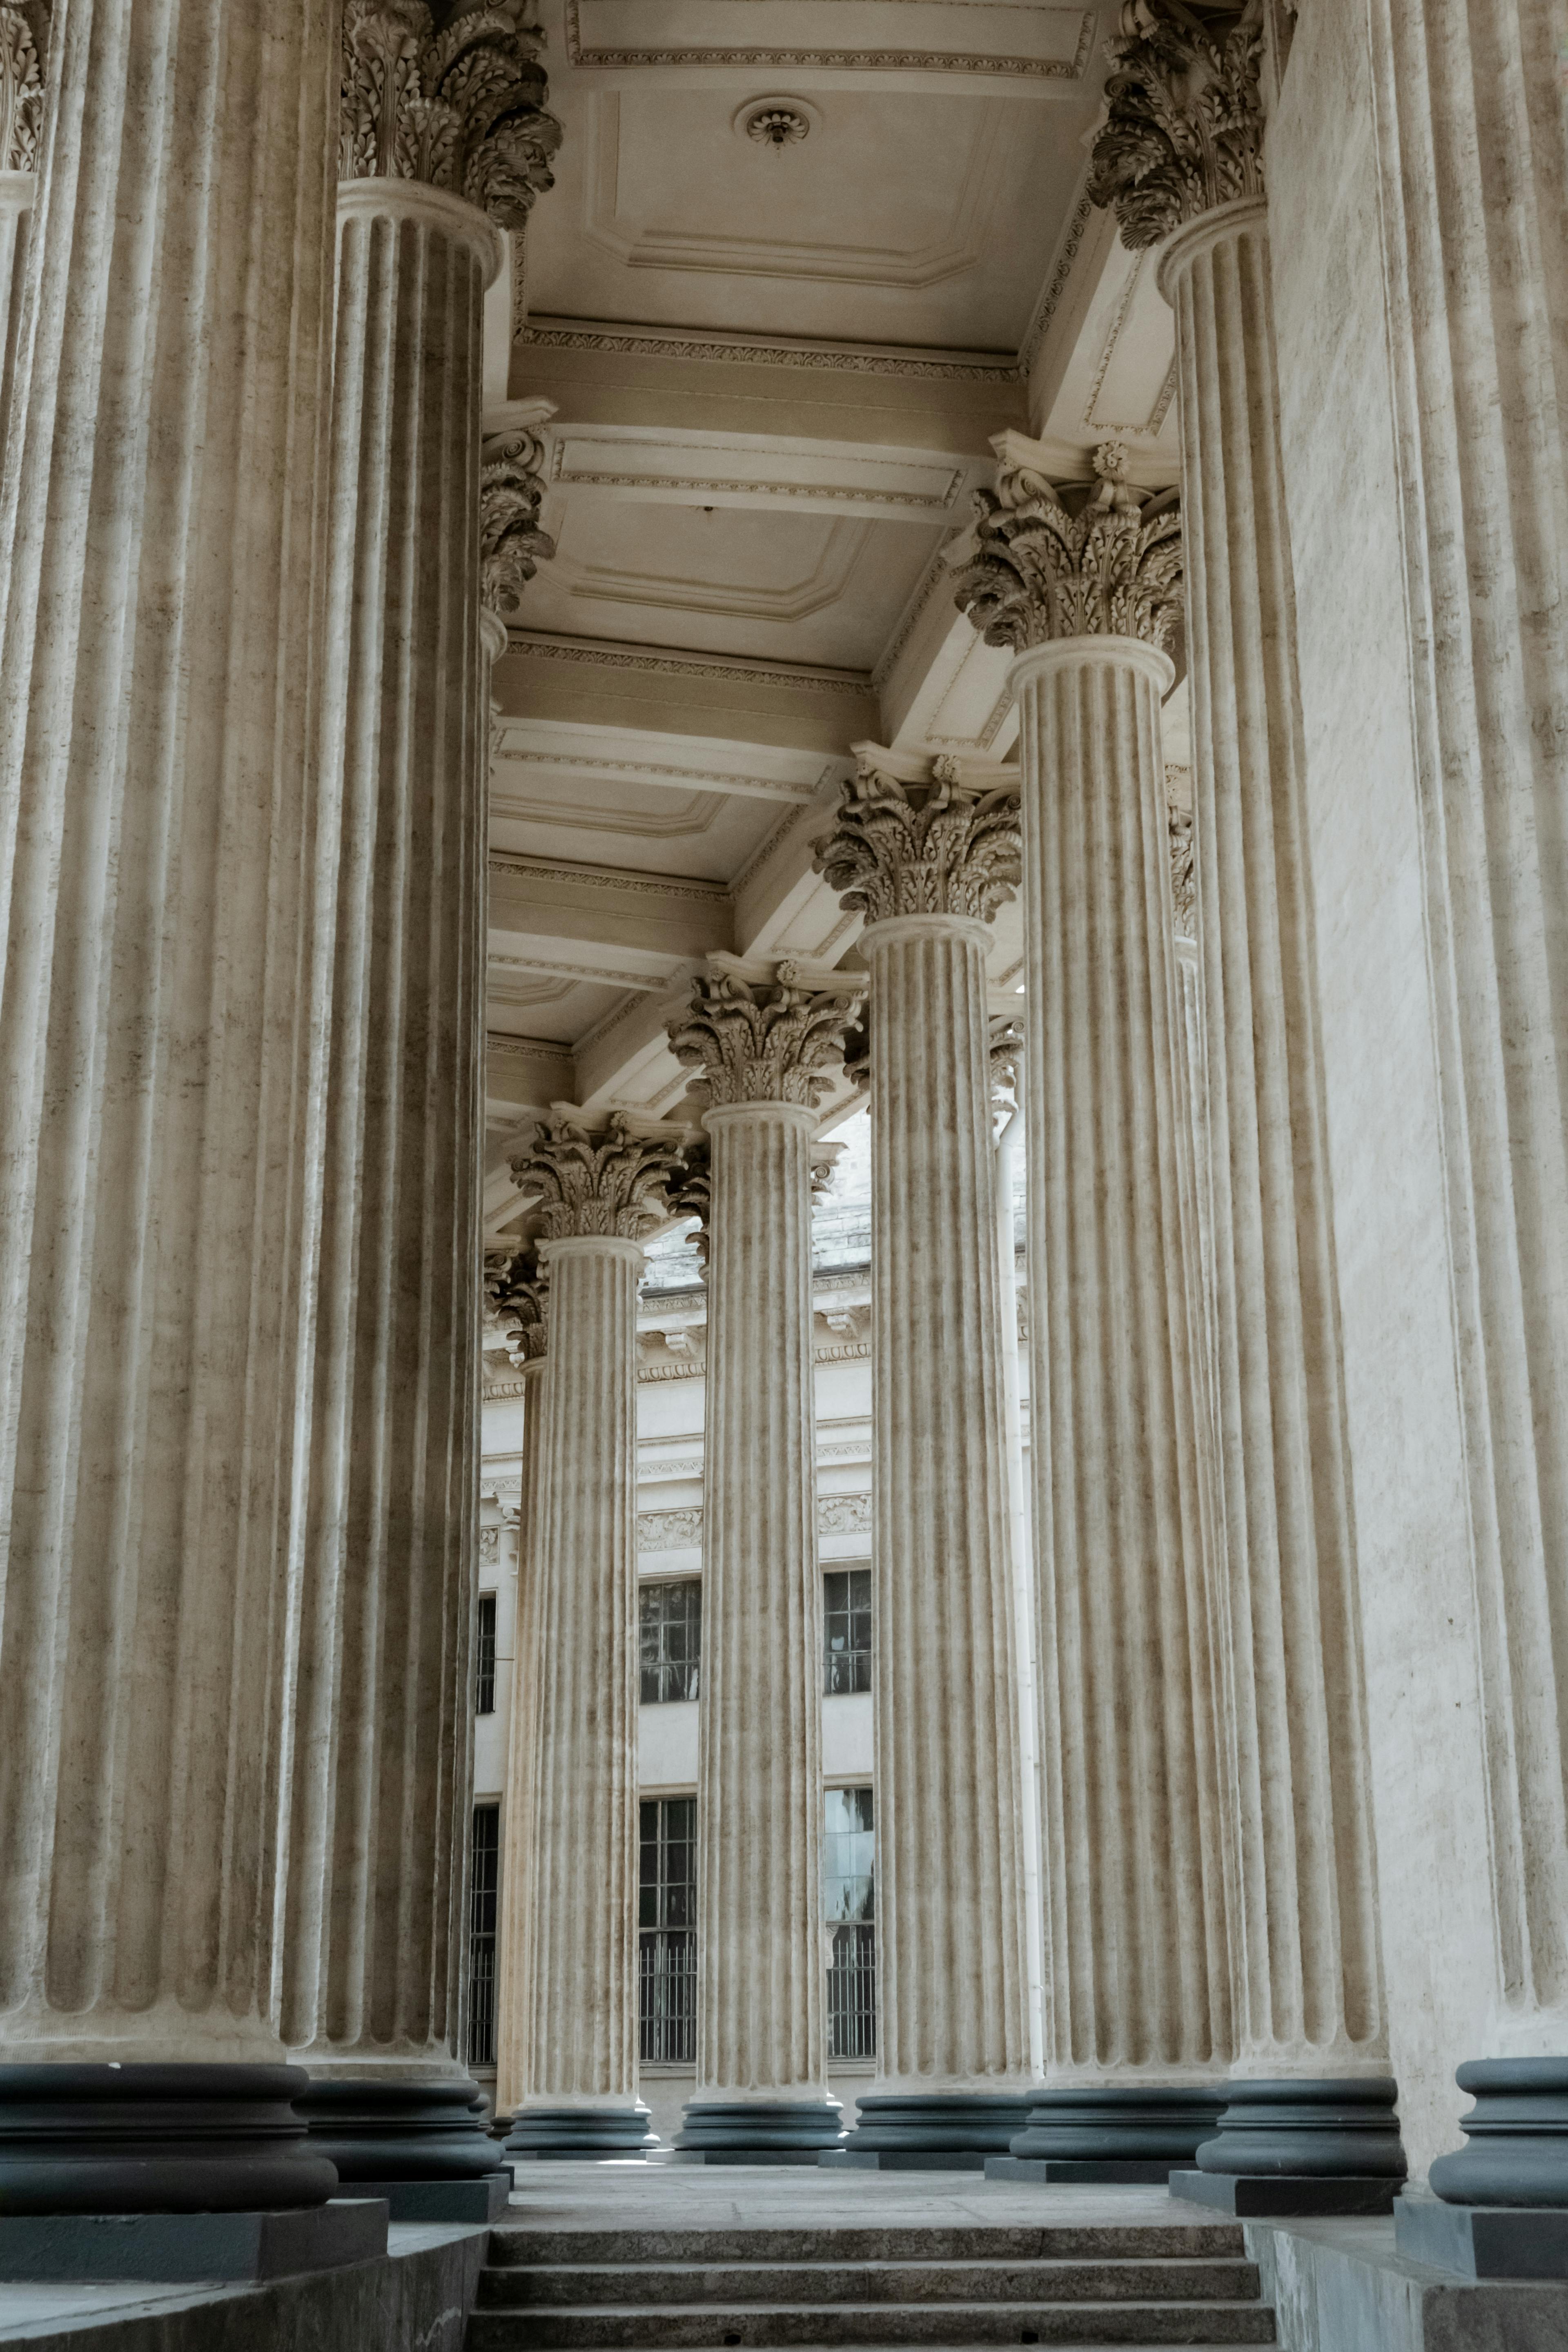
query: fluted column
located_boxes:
[1089,3,1403,2201]
[503,1113,685,2159]
[0,5,48,469]
[283,0,560,2207]
[812,751,1036,2166]
[1361,0,1568,2215]
[955,443,1231,2181]
[664,958,862,2162]
[0,0,340,2214]
[489,1256,548,2120]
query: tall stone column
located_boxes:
[283,0,559,2213]
[812,748,1038,2167]
[0,4,48,464]
[1357,0,1568,2223]
[1087,2,1405,2205]
[503,1112,685,2159]
[486,1254,548,2120]
[664,956,862,2164]
[955,442,1232,2183]
[0,0,340,2214]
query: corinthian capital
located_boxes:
[509,1109,686,1242]
[481,408,555,618]
[483,1245,548,1360]
[1085,0,1265,252]
[0,3,49,174]
[813,751,1021,929]
[953,437,1183,654]
[340,0,563,229]
[668,955,865,1112]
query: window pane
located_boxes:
[640,1579,702,1705]
[467,1803,501,2067]
[823,1568,871,1695]
[475,1592,497,1715]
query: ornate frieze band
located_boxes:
[1085,0,1265,251]
[953,437,1183,652]
[814,757,1021,925]
[341,0,562,225]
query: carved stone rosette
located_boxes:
[953,439,1183,655]
[813,762,1021,926]
[1085,0,1265,252]
[510,1109,686,1241]
[340,0,562,227]
[480,419,554,619]
[668,957,864,1112]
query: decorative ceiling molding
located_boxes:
[1081,249,1180,438]
[490,736,826,806]
[566,0,1096,80]
[583,91,1007,290]
[546,424,969,518]
[872,538,960,688]
[504,629,874,694]
[486,1031,577,1063]
[517,316,1019,382]
[488,948,671,991]
[486,968,583,1007]
[1018,190,1094,376]
[490,847,731,905]
[490,780,729,839]
[547,516,873,624]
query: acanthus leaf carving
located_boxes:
[814,760,1021,929]
[0,1,49,174]
[340,0,563,230]
[481,420,555,617]
[483,1243,548,1361]
[988,1013,1024,1118]
[510,1108,686,1242]
[1168,802,1196,935]
[668,957,864,1113]
[1085,0,1265,254]
[953,437,1183,654]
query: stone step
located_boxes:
[484,2230,1249,2268]
[465,2298,1277,2348]
[478,2262,1263,2309]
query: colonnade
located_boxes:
[0,0,1565,2251]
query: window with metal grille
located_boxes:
[639,1795,697,2063]
[824,1566,871,1695]
[639,1578,700,1704]
[824,1785,876,2060]
[475,1592,497,1715]
[468,1801,500,2068]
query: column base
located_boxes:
[332,2172,512,2221]
[0,2198,386,2282]
[1169,2168,1401,2217]
[0,2065,339,2214]
[1190,2076,1407,2185]
[1006,2087,1227,2171]
[503,2105,659,2160]
[1396,2184,1568,2279]
[984,2156,1184,2185]
[673,2100,844,2163]
[294,2076,503,2196]
[1428,2057,1568,2207]
[822,2094,1037,2168]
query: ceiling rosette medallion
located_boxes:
[340,0,563,228]
[953,437,1183,653]
[1085,0,1266,252]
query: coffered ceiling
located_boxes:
[483,0,1185,1239]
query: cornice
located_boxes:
[489,848,730,905]
[565,0,1095,79]
[1018,192,1095,377]
[502,630,874,696]
[520,316,1020,382]
[486,1030,574,1062]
